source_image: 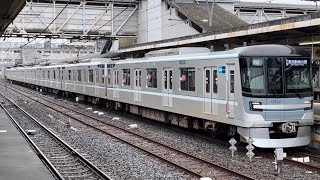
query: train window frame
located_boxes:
[107,69,111,85]
[83,69,87,82]
[230,70,234,94]
[101,69,105,84]
[205,69,210,93]
[53,70,56,80]
[122,69,131,86]
[68,70,72,81]
[146,68,157,88]
[95,69,100,84]
[180,68,196,92]
[77,70,82,82]
[213,70,218,94]
[240,57,266,95]
[88,69,93,83]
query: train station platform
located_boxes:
[0,107,54,180]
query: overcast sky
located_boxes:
[240,0,316,5]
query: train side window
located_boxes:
[230,70,234,93]
[53,71,56,80]
[68,70,71,81]
[42,71,45,79]
[147,68,157,88]
[122,69,130,86]
[107,69,111,84]
[48,70,50,79]
[180,68,195,91]
[205,70,210,93]
[73,70,76,81]
[213,70,218,94]
[89,69,93,82]
[77,70,82,81]
[101,69,105,84]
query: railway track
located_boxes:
[2,83,255,179]
[0,92,112,180]
[282,151,320,174]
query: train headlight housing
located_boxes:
[304,100,313,110]
[249,101,262,111]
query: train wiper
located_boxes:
[273,90,278,97]
[295,89,302,99]
[296,93,302,98]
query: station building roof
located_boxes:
[174,3,247,33]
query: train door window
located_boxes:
[48,70,50,79]
[135,70,138,86]
[169,70,172,90]
[53,71,56,80]
[147,68,157,88]
[107,69,111,85]
[61,70,64,80]
[230,70,234,93]
[122,69,130,86]
[77,70,82,81]
[95,70,100,84]
[205,69,210,93]
[42,71,45,79]
[73,70,76,81]
[164,70,167,89]
[213,70,218,94]
[180,68,195,91]
[68,70,71,81]
[101,69,105,84]
[114,70,119,85]
[139,70,141,87]
[58,70,60,80]
[89,70,93,82]
[83,69,87,82]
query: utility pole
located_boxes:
[206,0,215,27]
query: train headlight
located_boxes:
[304,100,313,110]
[249,101,262,111]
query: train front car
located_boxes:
[237,45,313,148]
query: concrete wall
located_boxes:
[138,0,199,43]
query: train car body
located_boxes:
[5,45,314,148]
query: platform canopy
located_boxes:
[0,0,25,37]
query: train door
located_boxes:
[95,69,99,94]
[83,69,87,93]
[162,68,173,107]
[113,70,119,98]
[73,70,76,91]
[134,69,142,101]
[204,67,219,115]
[226,65,235,118]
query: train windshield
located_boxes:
[240,57,312,97]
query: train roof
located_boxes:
[114,45,308,65]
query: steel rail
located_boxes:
[0,91,112,180]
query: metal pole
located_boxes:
[206,0,215,27]
[83,1,86,35]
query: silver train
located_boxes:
[5,45,314,148]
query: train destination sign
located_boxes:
[286,59,308,66]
